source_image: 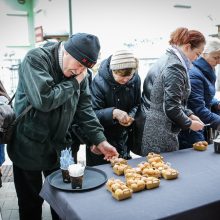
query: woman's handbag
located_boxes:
[129,104,146,156]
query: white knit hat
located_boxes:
[110,50,138,70]
[203,38,220,54]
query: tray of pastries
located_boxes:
[137,162,151,171]
[151,161,170,174]
[161,168,179,180]
[113,163,131,176]
[141,167,161,179]
[144,176,160,189]
[147,152,164,163]
[110,157,128,167]
[193,141,208,151]
[124,167,142,175]
[106,178,132,201]
[126,177,146,192]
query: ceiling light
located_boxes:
[173,4,191,9]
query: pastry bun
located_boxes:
[113,163,131,176]
[193,141,208,151]
[162,168,179,180]
[106,178,132,200]
[144,176,160,189]
[126,178,146,192]
[110,157,128,167]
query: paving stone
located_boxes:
[43,201,53,220]
[9,209,19,220]
[2,199,18,210]
[1,166,13,183]
[1,209,11,220]
[0,200,4,208]
[0,182,55,220]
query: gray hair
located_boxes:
[203,38,220,54]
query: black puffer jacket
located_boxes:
[90,56,141,157]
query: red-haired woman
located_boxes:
[141,27,205,156]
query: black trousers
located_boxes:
[13,164,60,220]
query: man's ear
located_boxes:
[63,50,68,56]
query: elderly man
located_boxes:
[7,33,118,220]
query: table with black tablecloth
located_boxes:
[40,146,220,220]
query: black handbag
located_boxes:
[129,104,146,156]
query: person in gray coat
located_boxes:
[141,27,205,156]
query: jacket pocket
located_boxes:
[23,123,49,143]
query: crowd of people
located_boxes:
[1,27,220,220]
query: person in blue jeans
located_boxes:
[0,144,5,187]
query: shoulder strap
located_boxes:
[8,93,16,105]
[11,105,32,126]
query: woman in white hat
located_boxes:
[87,50,141,166]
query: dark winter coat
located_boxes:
[7,43,106,170]
[90,56,141,157]
[179,57,220,147]
[141,48,193,155]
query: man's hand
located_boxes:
[90,145,102,155]
[75,69,87,84]
[90,141,119,160]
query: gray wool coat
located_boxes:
[141,49,193,156]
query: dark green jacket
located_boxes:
[7,43,106,170]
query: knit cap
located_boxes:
[110,50,138,70]
[64,33,100,68]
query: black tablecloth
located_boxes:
[40,146,220,220]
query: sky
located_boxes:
[1,0,220,59]
[70,0,220,57]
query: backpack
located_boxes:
[0,81,32,144]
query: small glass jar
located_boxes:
[61,169,71,183]
[70,175,83,189]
